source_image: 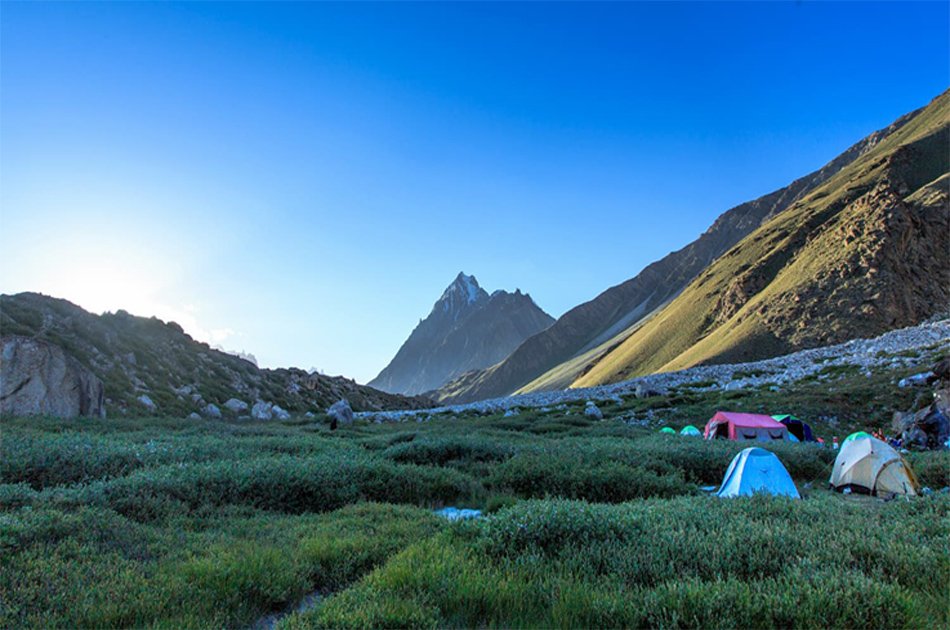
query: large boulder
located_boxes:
[251,401,274,421]
[584,401,604,420]
[327,399,354,426]
[0,336,105,418]
[223,398,248,413]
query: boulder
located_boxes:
[893,404,950,451]
[203,403,222,419]
[251,401,274,421]
[272,404,291,420]
[898,372,933,388]
[187,412,202,420]
[0,336,105,418]
[327,399,354,426]
[584,401,603,420]
[635,383,666,399]
[137,395,157,413]
[223,398,248,413]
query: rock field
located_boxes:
[358,318,950,422]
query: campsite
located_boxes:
[2,381,948,628]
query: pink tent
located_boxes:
[704,411,790,442]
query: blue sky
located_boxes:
[2,2,948,383]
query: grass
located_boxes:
[2,399,948,629]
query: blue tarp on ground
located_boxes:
[716,447,801,499]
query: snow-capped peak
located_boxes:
[437,272,488,317]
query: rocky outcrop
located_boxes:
[0,335,105,418]
[0,292,433,417]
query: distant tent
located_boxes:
[830,436,919,497]
[843,431,872,446]
[716,447,801,498]
[680,425,702,437]
[659,427,676,434]
[704,411,790,442]
[773,415,815,442]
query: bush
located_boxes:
[381,436,516,466]
[305,494,949,629]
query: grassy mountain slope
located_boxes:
[574,90,950,388]
[436,96,926,404]
[0,292,430,416]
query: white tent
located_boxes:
[829,436,919,496]
[716,447,800,499]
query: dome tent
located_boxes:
[772,414,815,442]
[716,448,800,498]
[830,436,919,497]
[680,425,702,437]
[704,411,790,441]
[843,431,872,446]
[659,427,676,434]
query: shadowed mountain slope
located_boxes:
[369,273,554,396]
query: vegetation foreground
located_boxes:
[1,399,948,629]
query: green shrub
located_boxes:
[381,436,516,466]
[305,494,949,629]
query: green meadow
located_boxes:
[2,403,947,629]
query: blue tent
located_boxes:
[772,415,815,442]
[716,447,800,499]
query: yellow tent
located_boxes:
[829,437,919,497]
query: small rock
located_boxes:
[137,395,157,412]
[584,401,603,420]
[187,412,202,420]
[503,408,519,417]
[203,403,221,419]
[304,411,315,418]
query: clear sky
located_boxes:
[2,2,948,383]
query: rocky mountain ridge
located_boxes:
[369,273,554,395]
[0,292,431,418]
[436,90,947,404]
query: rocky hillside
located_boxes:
[572,89,950,388]
[437,90,946,404]
[369,273,554,395]
[0,292,431,417]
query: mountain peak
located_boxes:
[438,272,487,309]
[369,273,554,395]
